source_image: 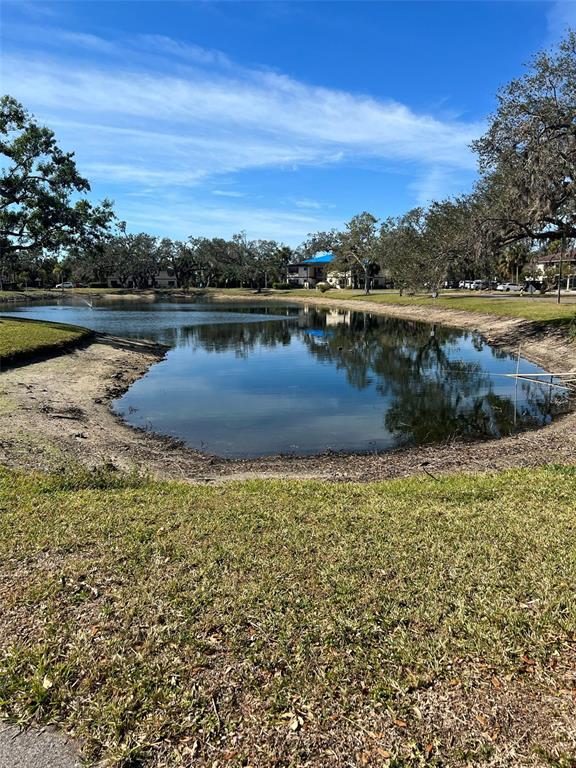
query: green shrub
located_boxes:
[272,282,292,290]
[316,282,331,292]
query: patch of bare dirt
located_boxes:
[0,303,575,483]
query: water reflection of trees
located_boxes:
[302,311,569,444]
[176,320,294,357]
[169,308,569,444]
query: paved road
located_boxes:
[0,724,81,768]
[444,290,576,303]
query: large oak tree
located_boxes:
[472,31,576,247]
[0,96,114,283]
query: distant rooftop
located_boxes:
[300,253,334,265]
[535,249,576,264]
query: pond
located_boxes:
[2,298,571,457]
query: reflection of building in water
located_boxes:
[325,310,351,326]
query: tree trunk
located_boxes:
[557,228,565,304]
[364,270,370,295]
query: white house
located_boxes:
[532,249,576,290]
[287,253,390,289]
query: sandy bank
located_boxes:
[0,300,574,482]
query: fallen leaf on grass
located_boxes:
[289,715,304,731]
[475,714,488,727]
[281,711,305,731]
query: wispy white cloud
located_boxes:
[53,30,120,55]
[138,35,233,68]
[3,31,481,173]
[409,165,474,207]
[212,190,247,198]
[3,0,60,20]
[293,198,324,210]
[546,0,576,42]
[1,26,483,241]
[121,197,333,242]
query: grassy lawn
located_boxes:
[0,289,53,302]
[3,286,575,325]
[269,288,576,324]
[0,317,92,363]
[1,465,575,766]
[0,288,133,303]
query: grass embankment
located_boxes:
[3,285,575,324]
[273,288,576,324]
[0,289,54,303]
[0,288,130,303]
[0,317,92,365]
[1,465,575,766]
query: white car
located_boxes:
[496,282,521,292]
[55,282,75,289]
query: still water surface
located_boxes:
[2,298,570,457]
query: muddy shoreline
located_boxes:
[1,297,575,482]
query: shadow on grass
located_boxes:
[0,316,95,370]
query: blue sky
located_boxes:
[2,0,576,245]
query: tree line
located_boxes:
[0,95,294,290]
[66,229,294,290]
[1,31,575,294]
[303,31,575,296]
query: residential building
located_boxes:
[107,269,177,289]
[532,249,576,291]
[287,253,390,289]
[287,253,333,287]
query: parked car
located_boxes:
[55,282,75,289]
[496,282,521,292]
[472,279,489,290]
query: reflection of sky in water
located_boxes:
[2,300,570,457]
[0,300,295,342]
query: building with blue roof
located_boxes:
[287,252,391,289]
[300,254,334,265]
[287,253,334,287]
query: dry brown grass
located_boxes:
[1,465,575,766]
